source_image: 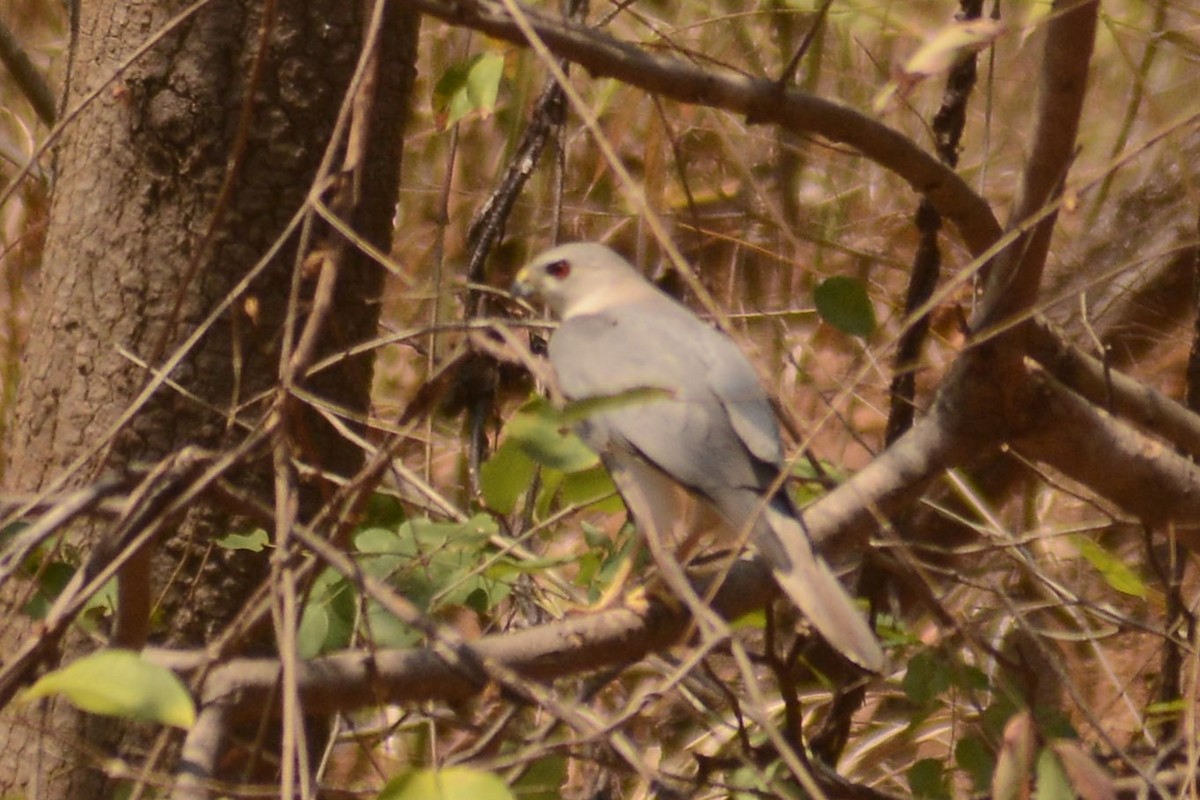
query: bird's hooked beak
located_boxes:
[510,266,537,300]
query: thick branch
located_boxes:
[165,558,777,719]
[1013,367,1200,534]
[406,0,1002,257]
[1027,320,1200,460]
[974,0,1098,330]
[801,406,986,559]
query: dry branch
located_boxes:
[974,0,1098,331]
[1027,320,1200,460]
[1014,367,1200,534]
[174,559,773,719]
[405,0,1003,255]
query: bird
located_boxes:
[511,242,884,672]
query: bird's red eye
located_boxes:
[545,260,571,279]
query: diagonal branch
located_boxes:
[0,17,56,126]
[1027,320,1200,460]
[1013,367,1200,534]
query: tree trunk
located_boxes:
[0,0,418,793]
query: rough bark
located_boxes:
[0,0,417,793]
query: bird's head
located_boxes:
[511,242,658,319]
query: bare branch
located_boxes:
[802,406,986,559]
[1027,320,1200,460]
[974,0,1099,331]
[1013,367,1200,533]
[405,0,1002,257]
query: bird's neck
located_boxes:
[560,282,664,319]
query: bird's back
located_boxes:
[550,298,781,499]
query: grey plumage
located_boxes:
[512,242,884,672]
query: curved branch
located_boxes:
[406,0,1002,257]
[188,584,737,717]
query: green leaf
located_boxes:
[1034,707,1077,741]
[357,515,497,556]
[364,600,422,648]
[586,528,643,599]
[903,649,951,707]
[952,663,991,692]
[728,759,786,799]
[730,608,768,630]
[956,734,996,791]
[1035,748,1073,800]
[533,467,564,520]
[431,52,505,130]
[873,19,1007,112]
[464,586,490,616]
[298,569,356,657]
[814,276,876,337]
[379,767,515,800]
[22,649,195,729]
[23,561,75,619]
[908,758,950,800]
[1071,535,1148,598]
[485,553,575,578]
[575,549,603,588]
[432,61,472,129]
[480,440,536,514]
[20,559,116,627]
[1146,698,1187,716]
[355,526,404,554]
[512,755,567,800]
[560,386,673,423]
[465,52,504,118]
[297,604,330,659]
[0,520,27,547]
[81,576,119,625]
[215,528,269,552]
[505,400,598,473]
[364,493,407,527]
[983,695,1023,739]
[902,19,1006,78]
[560,464,623,513]
[349,514,508,642]
[581,520,611,549]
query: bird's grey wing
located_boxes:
[549,305,763,497]
[699,330,784,469]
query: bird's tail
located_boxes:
[759,504,885,673]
